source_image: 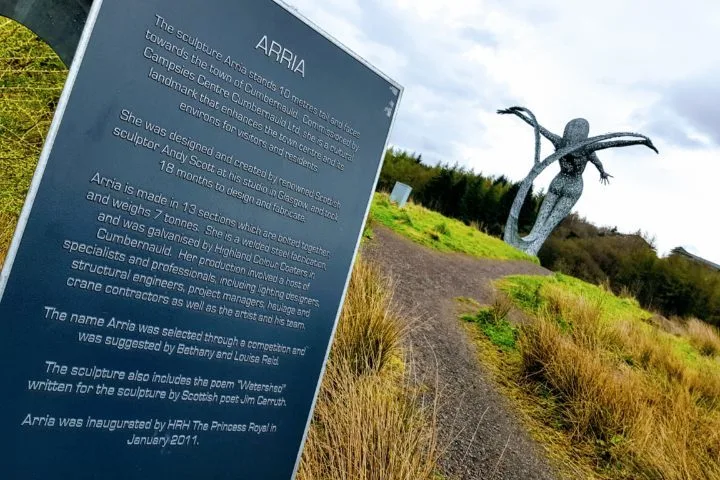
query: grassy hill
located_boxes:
[369,184,720,478]
[378,148,720,327]
[369,192,538,263]
[541,213,720,326]
[371,169,720,478]
[462,273,720,479]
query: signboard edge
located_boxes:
[266,5,407,479]
[288,93,405,480]
[271,0,403,90]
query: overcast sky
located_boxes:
[287,0,719,262]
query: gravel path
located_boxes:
[362,225,557,480]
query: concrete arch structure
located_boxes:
[0,0,91,65]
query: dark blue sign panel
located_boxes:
[0,1,401,478]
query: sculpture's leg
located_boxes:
[526,194,579,256]
[547,195,578,232]
[523,191,558,242]
[504,137,611,254]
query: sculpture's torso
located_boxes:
[549,150,587,198]
[559,152,588,176]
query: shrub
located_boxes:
[432,222,450,236]
[463,294,517,351]
[397,211,414,227]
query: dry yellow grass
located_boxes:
[520,291,720,479]
[0,211,14,267]
[465,276,720,480]
[297,258,439,480]
[298,361,439,480]
[687,318,720,357]
[330,258,405,376]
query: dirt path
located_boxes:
[362,225,557,480]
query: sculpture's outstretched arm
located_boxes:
[497,106,562,148]
[591,138,659,154]
[586,132,659,154]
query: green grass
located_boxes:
[499,273,648,322]
[370,192,538,263]
[497,273,720,370]
[0,19,67,263]
[0,18,66,215]
[462,308,518,351]
[362,222,374,241]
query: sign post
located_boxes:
[390,181,413,208]
[0,1,402,478]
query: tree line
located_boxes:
[377,149,720,326]
[376,149,542,237]
[540,215,720,325]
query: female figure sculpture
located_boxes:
[498,106,658,256]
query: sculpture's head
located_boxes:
[563,118,590,144]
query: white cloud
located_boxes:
[290,0,720,264]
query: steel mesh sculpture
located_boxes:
[498,106,659,256]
